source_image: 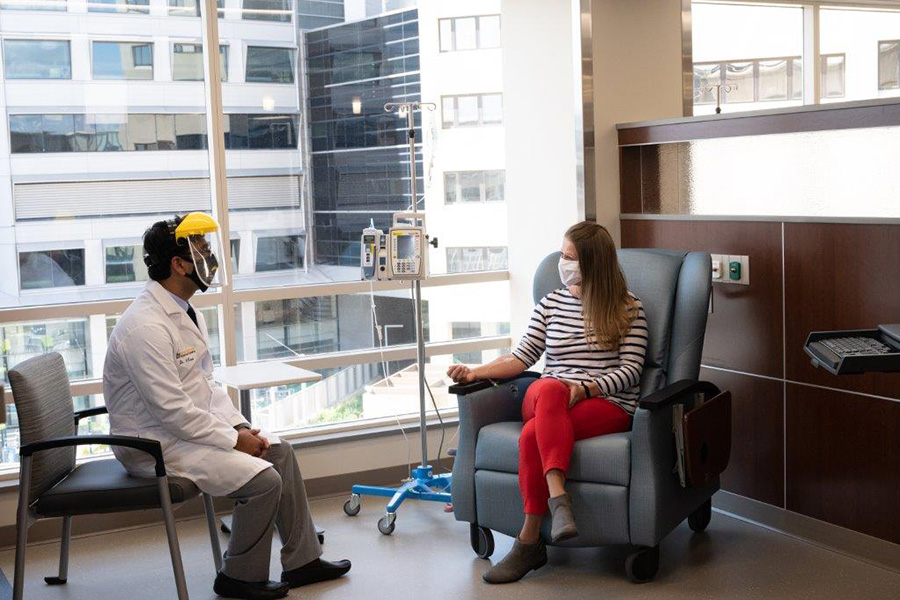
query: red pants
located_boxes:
[519,378,631,515]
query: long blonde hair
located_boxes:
[565,221,636,350]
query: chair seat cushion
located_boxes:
[475,422,631,486]
[34,458,200,517]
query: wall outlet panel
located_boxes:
[711,253,750,285]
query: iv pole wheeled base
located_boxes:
[343,466,452,535]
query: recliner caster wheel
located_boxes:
[469,524,494,559]
[377,512,396,535]
[688,498,712,532]
[343,493,361,517]
[625,545,659,583]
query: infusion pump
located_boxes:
[361,212,433,281]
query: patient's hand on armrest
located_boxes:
[446,354,529,385]
[447,364,478,384]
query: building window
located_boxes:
[297,0,343,30]
[694,56,803,105]
[820,54,845,99]
[92,41,154,80]
[2,40,71,80]
[438,15,501,52]
[878,40,900,91]
[8,113,302,153]
[441,94,503,128]
[168,0,224,17]
[444,170,505,204]
[89,0,149,14]
[245,46,295,83]
[446,247,508,273]
[173,43,229,82]
[105,245,148,283]
[256,235,303,272]
[19,249,85,290]
[242,0,291,23]
[0,0,66,10]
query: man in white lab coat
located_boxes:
[103,214,350,600]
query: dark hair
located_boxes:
[143,216,186,281]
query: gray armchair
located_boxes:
[450,249,724,583]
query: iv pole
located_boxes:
[344,101,451,536]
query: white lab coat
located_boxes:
[103,281,269,496]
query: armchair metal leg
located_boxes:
[44,516,72,585]
[158,476,189,600]
[202,493,223,573]
[13,456,33,600]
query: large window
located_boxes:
[2,40,71,80]
[692,2,804,114]
[444,170,505,204]
[246,46,295,83]
[441,93,503,128]
[92,41,154,80]
[172,43,229,82]
[438,15,501,52]
[0,4,513,471]
[694,2,900,111]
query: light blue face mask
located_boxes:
[558,257,581,286]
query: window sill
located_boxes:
[0,412,459,490]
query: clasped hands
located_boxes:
[235,428,271,458]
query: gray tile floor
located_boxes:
[2,494,899,599]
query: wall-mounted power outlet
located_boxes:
[710,254,750,285]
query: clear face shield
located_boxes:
[183,232,226,289]
[173,213,227,291]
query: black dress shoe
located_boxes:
[281,557,352,588]
[213,572,289,599]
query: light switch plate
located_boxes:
[727,254,750,285]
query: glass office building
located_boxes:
[306,8,422,266]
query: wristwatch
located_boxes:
[580,382,590,399]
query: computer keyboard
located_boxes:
[821,336,892,357]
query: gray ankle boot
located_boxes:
[482,537,547,584]
[549,493,579,543]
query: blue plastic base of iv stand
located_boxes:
[347,466,451,533]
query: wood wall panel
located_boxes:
[786,383,900,545]
[619,146,642,214]
[621,219,783,378]
[784,223,900,400]
[701,367,784,507]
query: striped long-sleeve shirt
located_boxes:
[511,289,649,415]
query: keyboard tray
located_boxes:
[804,328,900,375]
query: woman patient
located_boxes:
[447,221,648,584]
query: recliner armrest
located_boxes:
[448,371,541,395]
[638,379,721,411]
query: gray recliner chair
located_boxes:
[450,248,726,583]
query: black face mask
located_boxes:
[179,255,215,293]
